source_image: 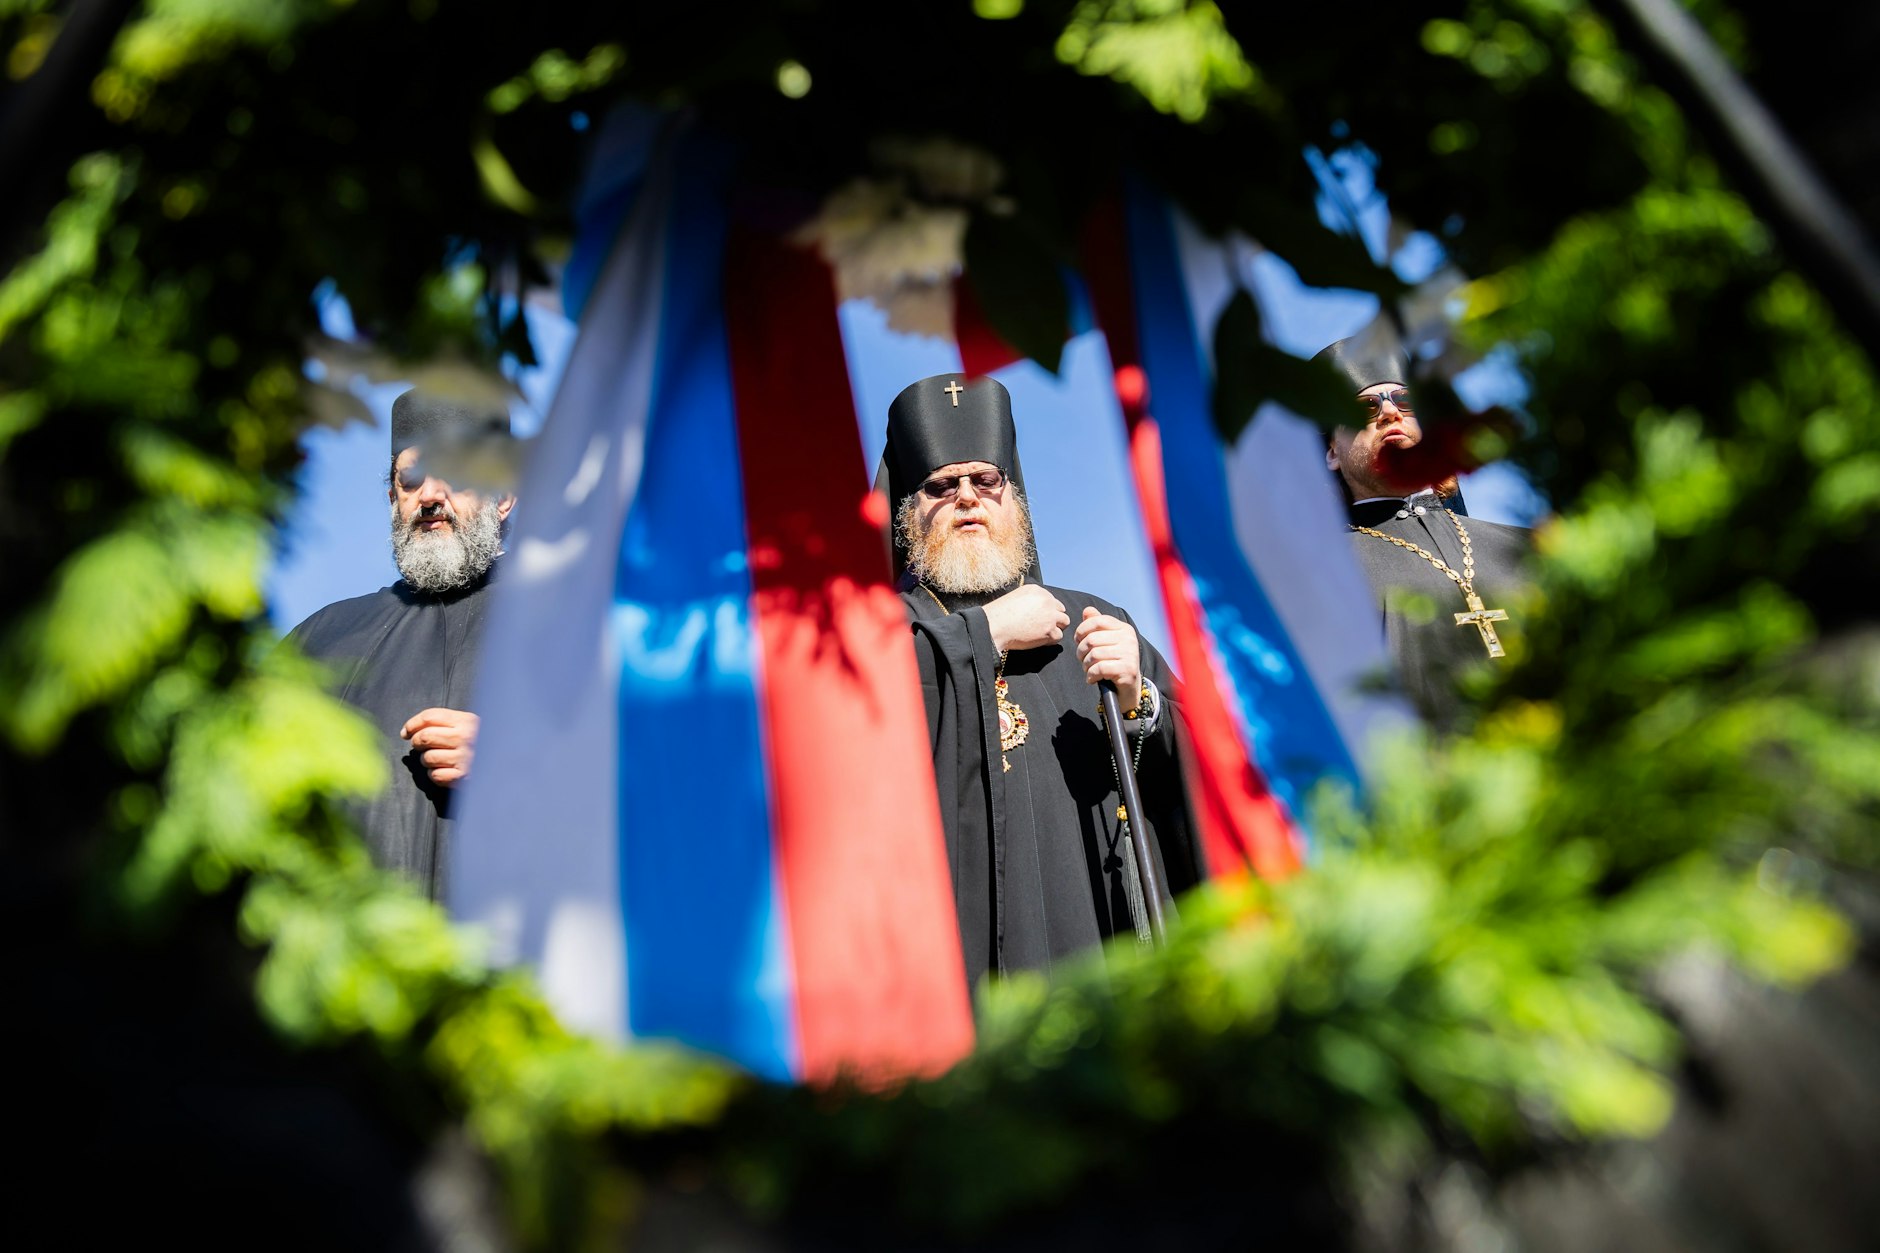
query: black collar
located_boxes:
[392,555,502,605]
[1347,498,1409,528]
[1346,489,1468,528]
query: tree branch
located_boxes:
[1598,0,1880,364]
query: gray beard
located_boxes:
[898,493,1035,595]
[390,499,504,594]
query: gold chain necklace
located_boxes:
[1350,509,1511,658]
[918,580,1030,771]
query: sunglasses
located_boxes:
[920,468,1007,500]
[1358,388,1415,419]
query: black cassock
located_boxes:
[1347,495,1531,725]
[287,569,497,898]
[904,582,1204,990]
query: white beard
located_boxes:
[898,492,1035,595]
[390,499,504,593]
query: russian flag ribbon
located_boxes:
[453,131,972,1084]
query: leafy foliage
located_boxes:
[963,208,1071,373]
[1055,0,1255,122]
[4,0,1877,1247]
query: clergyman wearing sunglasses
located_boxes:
[882,373,1207,995]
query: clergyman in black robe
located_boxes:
[884,374,1204,991]
[287,389,516,898]
[1318,334,1533,726]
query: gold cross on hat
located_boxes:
[943,380,964,406]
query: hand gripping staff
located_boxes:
[1100,679,1167,944]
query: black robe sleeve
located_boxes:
[909,606,1007,989]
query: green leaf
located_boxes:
[474,134,541,216]
[963,210,1069,374]
[1054,0,1257,122]
[3,527,191,752]
[0,154,123,342]
[497,306,540,368]
[120,426,263,510]
[1211,289,1355,441]
[1237,189,1407,299]
[0,391,47,460]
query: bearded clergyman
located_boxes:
[1316,334,1533,727]
[288,388,515,898]
[885,374,1204,990]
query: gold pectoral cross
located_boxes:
[943,380,964,406]
[1454,592,1510,659]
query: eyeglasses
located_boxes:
[1357,389,1415,419]
[919,467,1007,500]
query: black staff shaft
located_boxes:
[1101,680,1167,942]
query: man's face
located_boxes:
[388,447,515,593]
[390,447,512,532]
[899,459,1035,595]
[1325,382,1424,498]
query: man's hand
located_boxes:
[982,584,1070,653]
[1074,606,1141,695]
[401,707,480,787]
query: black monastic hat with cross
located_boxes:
[881,373,1039,580]
[883,374,1032,506]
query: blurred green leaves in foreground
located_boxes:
[3,0,1878,1247]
